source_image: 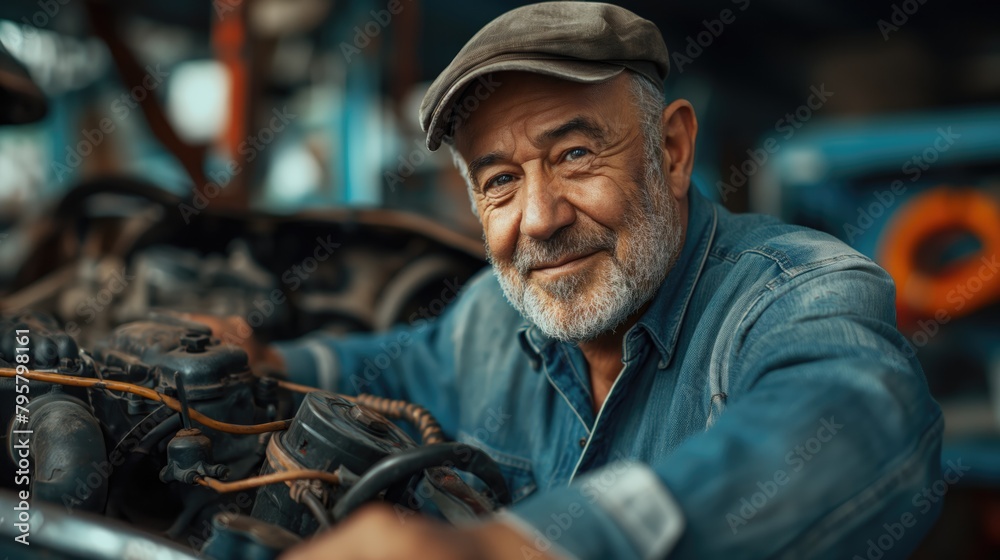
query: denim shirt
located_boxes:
[276,188,944,560]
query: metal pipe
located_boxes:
[0,367,290,434]
[194,470,340,493]
[14,393,108,512]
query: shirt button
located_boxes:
[578,437,587,448]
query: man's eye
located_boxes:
[564,147,589,162]
[484,174,514,191]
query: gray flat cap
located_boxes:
[419,1,669,151]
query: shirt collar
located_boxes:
[516,187,718,370]
[636,186,717,369]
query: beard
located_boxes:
[486,155,685,343]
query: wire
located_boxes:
[0,367,291,435]
[276,379,318,394]
[194,470,340,493]
[109,405,172,457]
[301,492,332,531]
[275,380,445,445]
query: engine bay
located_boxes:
[0,170,500,559]
[0,311,509,559]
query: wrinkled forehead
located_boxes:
[451,72,635,156]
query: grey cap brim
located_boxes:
[422,58,625,151]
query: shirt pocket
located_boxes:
[456,430,537,503]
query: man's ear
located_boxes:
[659,99,698,200]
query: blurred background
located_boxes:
[0,0,997,557]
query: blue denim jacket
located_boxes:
[276,188,944,560]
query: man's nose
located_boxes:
[520,172,575,240]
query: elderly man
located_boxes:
[230,3,943,559]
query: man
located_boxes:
[210,3,944,558]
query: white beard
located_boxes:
[488,169,684,343]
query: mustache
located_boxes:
[512,224,617,276]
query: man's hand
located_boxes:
[280,504,561,560]
[174,313,285,371]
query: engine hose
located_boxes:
[106,413,181,519]
[300,492,332,531]
[275,380,445,445]
[331,442,511,520]
[135,413,183,455]
[15,393,108,512]
[0,367,290,434]
[108,406,173,459]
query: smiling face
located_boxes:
[452,71,694,342]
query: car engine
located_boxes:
[0,311,509,559]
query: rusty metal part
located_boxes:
[212,0,253,209]
[264,436,331,503]
[83,0,209,193]
[425,466,496,516]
